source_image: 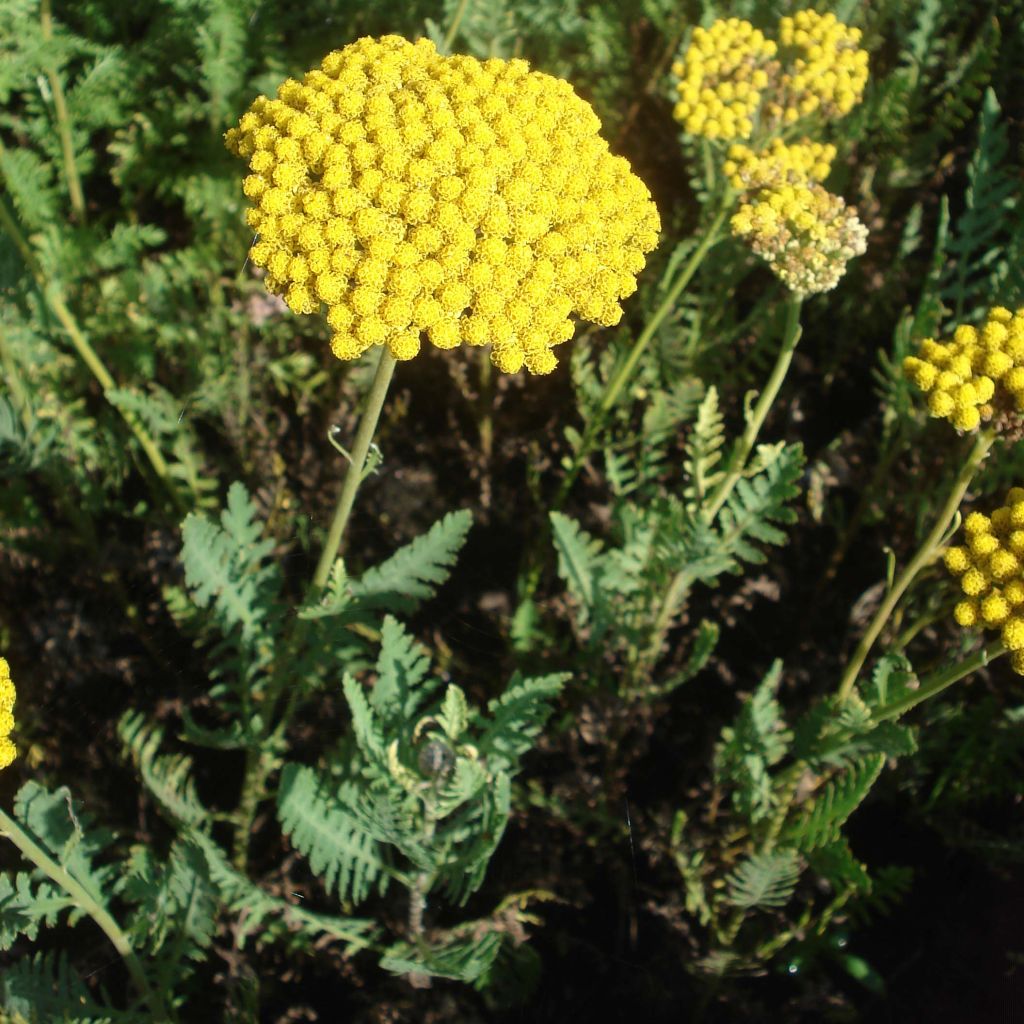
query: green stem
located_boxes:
[555,202,731,509]
[40,0,86,222]
[441,0,472,54]
[312,348,397,591]
[0,806,172,1021]
[837,429,996,701]
[0,323,34,431]
[234,350,398,871]
[704,296,803,520]
[638,297,802,679]
[872,638,1006,721]
[0,198,181,511]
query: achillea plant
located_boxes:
[0,657,15,770]
[902,306,1024,433]
[225,35,660,374]
[672,9,868,142]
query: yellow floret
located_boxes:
[1002,617,1024,651]
[981,594,1010,626]
[943,546,971,575]
[960,568,988,596]
[954,600,979,627]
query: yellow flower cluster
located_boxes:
[225,35,660,374]
[903,308,1024,433]
[0,658,16,770]
[945,492,1024,674]
[723,138,836,191]
[671,19,777,140]
[730,183,867,296]
[772,10,869,122]
[672,10,868,142]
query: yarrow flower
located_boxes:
[225,35,660,375]
[945,490,1024,675]
[771,10,869,123]
[671,19,777,140]
[672,9,868,142]
[0,657,16,770]
[903,307,1024,434]
[730,183,867,296]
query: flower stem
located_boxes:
[837,429,996,701]
[0,196,181,512]
[637,296,802,680]
[704,295,803,520]
[312,348,397,592]
[40,0,86,223]
[0,806,172,1021]
[872,638,1006,721]
[441,0,472,54]
[233,349,398,872]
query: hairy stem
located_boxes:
[872,638,1006,721]
[704,295,803,520]
[40,0,86,222]
[0,807,172,1021]
[837,429,995,701]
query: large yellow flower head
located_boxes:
[225,35,661,375]
[945,489,1024,675]
[672,9,868,142]
[730,183,867,296]
[903,307,1024,434]
[0,657,16,770]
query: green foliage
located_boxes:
[714,661,791,823]
[180,481,280,649]
[785,756,886,851]
[118,712,208,828]
[0,952,132,1023]
[725,850,801,910]
[277,764,385,905]
[939,88,1021,319]
[304,509,473,620]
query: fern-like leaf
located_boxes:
[716,442,804,569]
[189,831,377,954]
[478,673,568,775]
[277,764,386,905]
[683,386,725,509]
[118,711,207,827]
[725,849,801,909]
[786,755,886,852]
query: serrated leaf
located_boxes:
[277,764,385,905]
[725,849,801,909]
[785,755,885,851]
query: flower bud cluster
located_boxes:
[723,138,836,191]
[0,657,16,770]
[903,308,1024,434]
[672,10,868,142]
[730,183,867,296]
[671,19,777,140]
[770,10,869,123]
[225,35,660,374]
[945,491,1024,674]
